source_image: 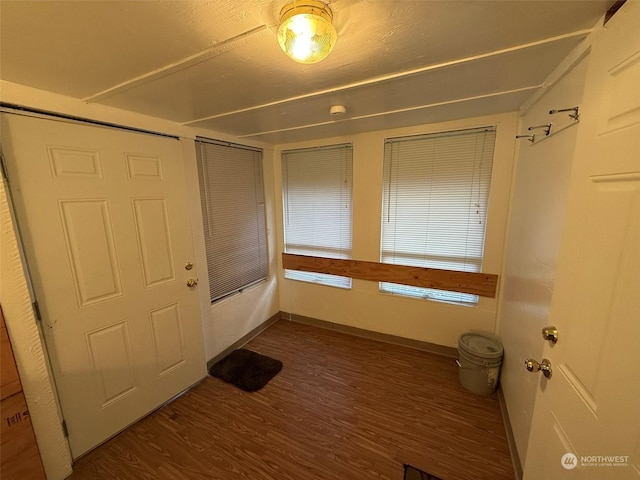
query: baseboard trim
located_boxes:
[206,311,281,371]
[280,311,458,358]
[497,386,523,480]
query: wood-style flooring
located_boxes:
[69,320,515,480]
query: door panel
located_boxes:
[132,197,176,287]
[125,153,164,180]
[48,145,103,178]
[524,3,640,479]
[60,199,123,305]
[1,113,206,458]
[150,303,187,375]
[87,321,139,406]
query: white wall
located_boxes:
[274,112,518,347]
[497,49,590,465]
[0,81,280,477]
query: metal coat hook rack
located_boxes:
[515,134,536,143]
[549,106,579,121]
[528,123,552,136]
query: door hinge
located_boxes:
[32,301,42,322]
[61,419,69,437]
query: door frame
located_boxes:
[1,140,73,478]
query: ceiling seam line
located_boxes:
[183,28,592,125]
[236,84,542,138]
[82,25,269,103]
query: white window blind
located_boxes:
[282,143,353,288]
[196,139,267,302]
[381,126,496,304]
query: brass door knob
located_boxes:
[542,326,558,345]
[186,278,198,288]
[525,358,553,378]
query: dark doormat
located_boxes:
[209,349,282,392]
[404,464,443,480]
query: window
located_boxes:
[281,143,353,288]
[380,127,496,304]
[195,138,267,302]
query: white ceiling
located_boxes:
[0,0,613,145]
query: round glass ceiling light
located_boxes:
[277,1,337,64]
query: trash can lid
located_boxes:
[458,333,503,359]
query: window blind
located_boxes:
[380,127,496,304]
[196,139,267,302]
[282,143,353,288]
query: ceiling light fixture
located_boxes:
[277,1,337,64]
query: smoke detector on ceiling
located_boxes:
[330,105,346,116]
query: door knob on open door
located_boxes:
[525,358,553,378]
[186,278,198,288]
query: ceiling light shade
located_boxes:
[277,1,337,64]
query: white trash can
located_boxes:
[457,332,504,396]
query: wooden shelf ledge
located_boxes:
[282,253,498,298]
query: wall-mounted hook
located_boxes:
[549,106,579,121]
[528,124,552,136]
[515,134,536,143]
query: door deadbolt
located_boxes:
[525,358,552,378]
[186,278,198,288]
[542,326,558,345]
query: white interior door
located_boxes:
[524,3,640,479]
[1,113,206,458]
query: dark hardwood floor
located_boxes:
[69,320,514,480]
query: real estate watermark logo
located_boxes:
[561,453,577,470]
[561,453,629,469]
